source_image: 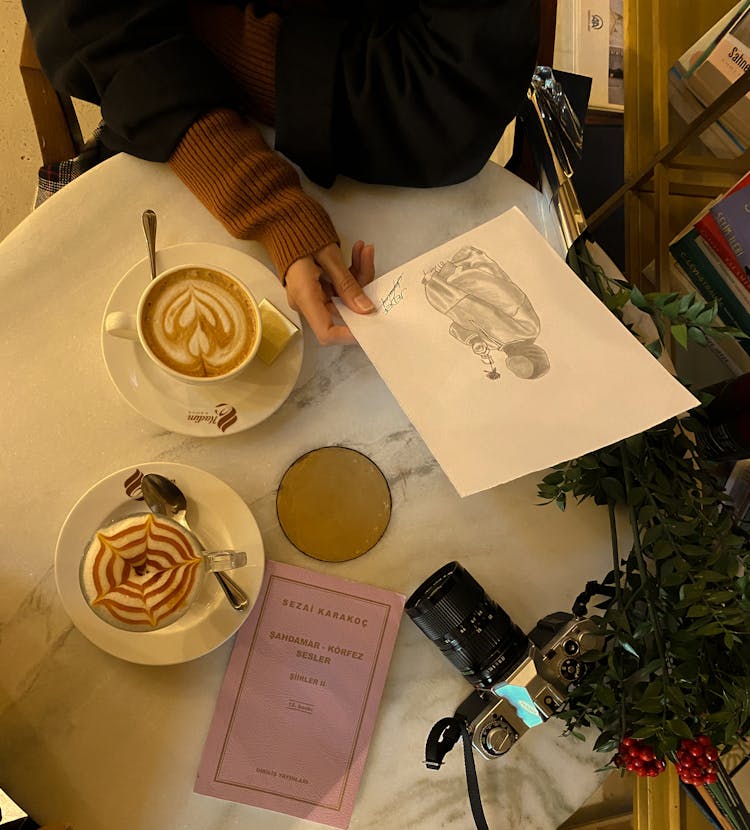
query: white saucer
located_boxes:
[55,462,265,665]
[101,243,303,436]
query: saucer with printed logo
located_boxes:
[55,462,265,665]
[101,243,303,436]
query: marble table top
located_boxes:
[0,153,616,829]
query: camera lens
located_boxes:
[405,562,529,689]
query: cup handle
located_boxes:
[105,311,139,340]
[203,550,247,572]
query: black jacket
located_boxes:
[22,0,539,188]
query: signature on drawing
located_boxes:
[380,274,406,314]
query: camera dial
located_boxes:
[480,719,516,756]
[561,657,583,682]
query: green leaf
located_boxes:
[688,326,708,346]
[708,590,737,604]
[645,340,663,358]
[695,307,718,326]
[695,622,724,636]
[579,454,600,470]
[678,292,696,314]
[630,286,649,310]
[596,685,617,707]
[602,477,626,502]
[662,298,683,317]
[628,486,647,507]
[543,470,565,486]
[671,323,689,349]
[668,719,693,739]
[639,505,659,524]
[651,540,674,560]
[686,604,710,618]
[593,732,619,752]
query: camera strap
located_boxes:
[425,717,491,830]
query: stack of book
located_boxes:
[669,170,750,371]
[668,0,750,158]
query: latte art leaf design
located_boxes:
[81,514,203,629]
[143,269,256,378]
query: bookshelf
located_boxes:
[589,0,750,295]
[585,0,750,377]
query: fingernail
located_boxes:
[355,295,375,313]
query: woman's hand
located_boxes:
[285,240,376,345]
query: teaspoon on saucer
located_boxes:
[140,473,249,611]
[142,209,158,280]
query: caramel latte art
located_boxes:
[81,513,204,631]
[142,268,257,378]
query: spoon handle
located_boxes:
[142,209,158,280]
[214,571,249,611]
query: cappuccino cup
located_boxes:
[80,512,247,631]
[106,265,262,383]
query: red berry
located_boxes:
[613,754,624,767]
[689,744,703,757]
[622,737,635,747]
[697,735,712,746]
[705,773,718,785]
[681,756,694,769]
[705,747,718,762]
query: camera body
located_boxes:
[455,612,600,759]
[406,562,602,762]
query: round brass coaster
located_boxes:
[276,447,392,562]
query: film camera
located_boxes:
[405,562,602,763]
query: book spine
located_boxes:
[711,190,750,272]
[695,214,750,291]
[669,233,750,356]
[695,237,750,314]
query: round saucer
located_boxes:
[101,243,303,436]
[54,462,265,665]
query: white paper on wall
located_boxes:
[337,208,699,497]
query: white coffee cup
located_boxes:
[80,512,247,631]
[106,264,262,384]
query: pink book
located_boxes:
[194,560,405,829]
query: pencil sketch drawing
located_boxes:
[422,246,550,381]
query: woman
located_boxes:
[22,0,540,345]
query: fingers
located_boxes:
[351,241,376,287]
[285,256,356,346]
[316,243,375,315]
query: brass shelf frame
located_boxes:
[592,0,750,294]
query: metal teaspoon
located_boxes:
[142,209,158,280]
[140,473,249,611]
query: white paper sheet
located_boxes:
[338,208,699,497]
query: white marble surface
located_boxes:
[0,154,616,829]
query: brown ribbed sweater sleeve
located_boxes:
[170,108,339,279]
[171,5,338,279]
[188,3,278,126]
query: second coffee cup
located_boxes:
[106,264,263,384]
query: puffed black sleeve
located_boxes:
[21,0,238,161]
[276,0,540,187]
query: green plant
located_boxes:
[540,241,750,773]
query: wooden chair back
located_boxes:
[19,24,84,166]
